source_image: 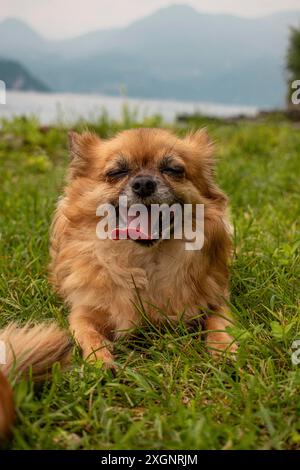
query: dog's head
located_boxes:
[67,128,226,245]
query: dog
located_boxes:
[0,127,236,438]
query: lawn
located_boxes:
[0,111,299,450]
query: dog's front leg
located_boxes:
[69,306,115,367]
[205,308,237,358]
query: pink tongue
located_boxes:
[111,213,152,241]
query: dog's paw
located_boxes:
[83,345,116,369]
[206,331,238,359]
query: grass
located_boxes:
[0,111,299,450]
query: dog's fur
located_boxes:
[49,127,236,364]
[0,323,70,438]
[0,127,236,437]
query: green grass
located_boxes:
[0,111,299,450]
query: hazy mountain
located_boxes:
[0,18,50,59]
[0,58,49,91]
[0,5,299,106]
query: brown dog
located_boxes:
[49,127,237,365]
[0,127,237,437]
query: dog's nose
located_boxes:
[131,175,157,198]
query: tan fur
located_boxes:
[0,323,71,438]
[50,127,236,364]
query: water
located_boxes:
[0,91,258,124]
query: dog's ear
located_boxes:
[68,131,101,177]
[185,128,214,162]
[184,128,215,175]
[185,129,227,206]
[68,131,81,159]
[68,131,101,160]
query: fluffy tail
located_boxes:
[0,323,71,439]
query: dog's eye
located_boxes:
[160,166,185,177]
[106,168,129,179]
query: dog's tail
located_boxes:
[0,322,71,439]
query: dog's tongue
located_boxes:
[111,212,152,240]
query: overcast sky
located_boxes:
[1,0,300,39]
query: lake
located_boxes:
[0,91,258,124]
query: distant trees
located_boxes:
[287,26,300,107]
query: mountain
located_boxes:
[0,5,299,106]
[0,58,49,91]
[0,18,49,59]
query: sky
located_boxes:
[1,0,300,39]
